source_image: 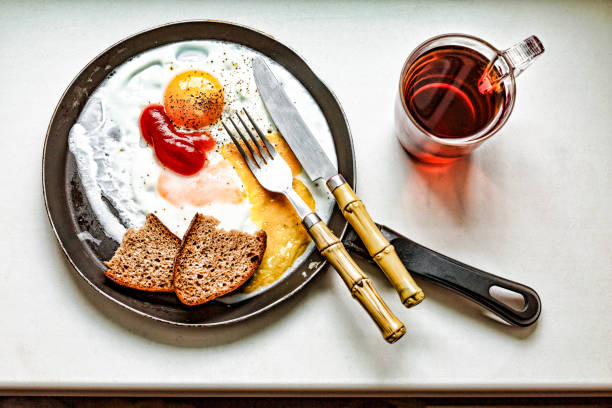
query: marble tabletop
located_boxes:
[1,0,610,396]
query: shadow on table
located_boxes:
[406,153,476,226]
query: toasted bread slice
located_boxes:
[104,213,181,292]
[174,214,267,306]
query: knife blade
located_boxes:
[252,58,337,183]
[253,56,425,307]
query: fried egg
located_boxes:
[69,40,337,297]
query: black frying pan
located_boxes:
[43,21,540,328]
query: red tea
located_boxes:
[402,46,505,139]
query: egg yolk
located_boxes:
[163,70,224,129]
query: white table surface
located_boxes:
[1,0,611,396]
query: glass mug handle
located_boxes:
[479,35,545,94]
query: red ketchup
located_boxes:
[139,104,215,176]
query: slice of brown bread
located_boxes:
[104,213,181,292]
[174,213,267,306]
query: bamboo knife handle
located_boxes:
[329,178,425,307]
[307,220,406,343]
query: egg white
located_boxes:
[69,40,337,298]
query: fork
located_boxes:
[223,109,406,343]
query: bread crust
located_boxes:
[173,213,267,306]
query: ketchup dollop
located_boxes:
[139,104,215,176]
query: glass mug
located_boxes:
[395,34,544,164]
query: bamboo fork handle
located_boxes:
[330,180,425,307]
[307,220,406,343]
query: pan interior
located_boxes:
[43,21,355,326]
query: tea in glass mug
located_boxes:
[395,34,544,164]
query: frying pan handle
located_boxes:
[343,224,541,327]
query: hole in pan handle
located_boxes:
[342,224,542,327]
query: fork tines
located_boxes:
[222,109,278,169]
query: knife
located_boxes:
[253,57,424,307]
